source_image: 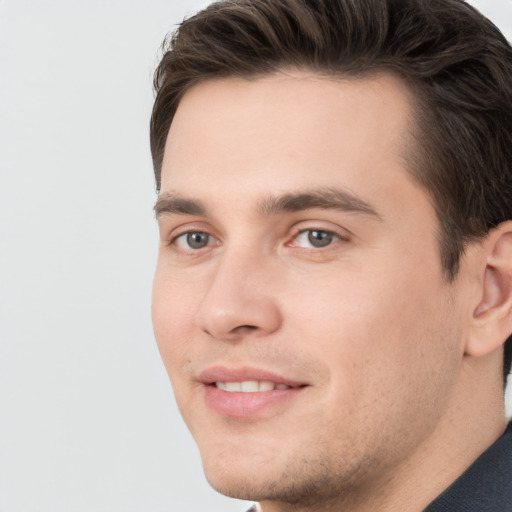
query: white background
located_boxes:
[0,1,511,511]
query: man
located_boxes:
[150,0,512,510]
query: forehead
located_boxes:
[160,71,418,213]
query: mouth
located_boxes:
[199,367,309,418]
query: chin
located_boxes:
[203,463,265,501]
[198,441,283,501]
[199,441,341,506]
[193,426,281,485]
[203,463,347,508]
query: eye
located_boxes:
[173,231,214,250]
[294,229,339,249]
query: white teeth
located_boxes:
[215,381,292,392]
[258,381,275,392]
[240,381,259,392]
[225,382,241,392]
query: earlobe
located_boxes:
[466,221,512,357]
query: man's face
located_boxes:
[152,72,469,506]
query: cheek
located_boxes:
[151,264,199,374]
[287,256,458,402]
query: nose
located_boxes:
[194,251,282,342]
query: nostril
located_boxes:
[195,292,282,340]
[234,325,259,334]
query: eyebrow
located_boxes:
[258,188,381,218]
[154,188,380,220]
[154,194,207,218]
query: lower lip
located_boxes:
[203,385,305,418]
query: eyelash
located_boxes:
[172,231,218,250]
[169,227,347,252]
[291,229,343,249]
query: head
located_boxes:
[150,0,512,508]
[151,0,512,382]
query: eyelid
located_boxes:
[163,220,221,248]
[287,222,352,247]
[162,219,214,239]
[172,230,219,250]
[162,220,351,252]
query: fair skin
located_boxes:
[152,71,512,512]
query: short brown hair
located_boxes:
[150,0,512,383]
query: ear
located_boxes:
[466,221,512,357]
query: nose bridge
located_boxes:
[195,244,281,340]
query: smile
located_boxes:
[199,367,309,417]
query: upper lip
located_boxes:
[198,365,308,388]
